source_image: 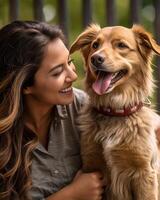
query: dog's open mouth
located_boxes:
[92,69,128,95]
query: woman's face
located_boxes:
[24,38,78,106]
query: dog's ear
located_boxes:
[132,25,160,60]
[70,24,101,55]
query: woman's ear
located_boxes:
[23,87,33,95]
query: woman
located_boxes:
[0,21,105,200]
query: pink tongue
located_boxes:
[92,72,113,95]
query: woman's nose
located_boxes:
[66,65,78,82]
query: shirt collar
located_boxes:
[56,105,68,119]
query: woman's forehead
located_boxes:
[38,39,69,72]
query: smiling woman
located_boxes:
[0,20,105,200]
[24,38,78,107]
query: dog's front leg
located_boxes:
[131,169,158,200]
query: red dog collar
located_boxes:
[94,102,143,117]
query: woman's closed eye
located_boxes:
[51,66,63,77]
[50,59,75,77]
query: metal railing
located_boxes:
[6,0,160,111]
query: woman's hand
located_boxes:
[46,170,105,200]
[69,170,105,200]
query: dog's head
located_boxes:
[70,24,160,108]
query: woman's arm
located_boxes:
[46,171,105,200]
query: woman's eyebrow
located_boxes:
[48,54,70,73]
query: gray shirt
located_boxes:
[28,88,87,200]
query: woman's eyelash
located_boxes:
[52,72,61,77]
[52,72,61,76]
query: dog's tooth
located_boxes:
[112,72,118,79]
[115,109,124,113]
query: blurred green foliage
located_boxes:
[0,0,155,89]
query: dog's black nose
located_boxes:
[91,55,105,67]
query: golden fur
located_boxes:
[70,24,160,200]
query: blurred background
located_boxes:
[1,0,160,109]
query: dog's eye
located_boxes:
[117,42,128,49]
[92,42,99,49]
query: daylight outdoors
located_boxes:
[0,0,160,106]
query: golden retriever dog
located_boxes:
[70,24,160,200]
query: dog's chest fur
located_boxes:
[79,105,160,199]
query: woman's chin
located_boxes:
[59,92,74,105]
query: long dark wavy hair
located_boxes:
[0,20,65,200]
